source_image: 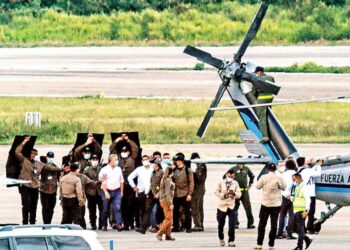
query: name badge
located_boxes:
[48,176,53,180]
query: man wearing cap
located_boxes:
[254,162,286,250]
[74,133,101,173]
[83,154,103,230]
[60,162,84,225]
[172,153,194,233]
[229,162,255,229]
[110,134,139,230]
[40,151,62,224]
[255,66,275,143]
[190,152,207,232]
[15,136,43,225]
[128,155,154,234]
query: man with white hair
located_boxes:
[99,154,124,231]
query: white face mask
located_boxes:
[114,160,119,167]
[34,156,40,162]
[142,160,150,167]
[47,158,54,164]
[91,160,98,167]
[83,154,91,160]
[121,152,129,158]
[226,177,233,183]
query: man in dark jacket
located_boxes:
[74,133,101,173]
[83,154,103,230]
[40,151,62,224]
[190,152,207,232]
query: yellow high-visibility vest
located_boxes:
[293,183,306,213]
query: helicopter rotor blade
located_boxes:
[197,82,227,137]
[184,45,225,69]
[241,71,281,96]
[234,2,269,63]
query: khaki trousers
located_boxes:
[158,199,173,237]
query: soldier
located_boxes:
[110,134,139,230]
[83,154,103,230]
[190,152,207,232]
[74,133,101,173]
[77,165,93,229]
[172,153,194,233]
[60,162,84,225]
[229,162,255,229]
[255,66,275,143]
[15,136,43,225]
[40,151,62,224]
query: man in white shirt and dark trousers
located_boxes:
[99,154,124,231]
[255,163,286,250]
[296,157,322,234]
[277,159,297,239]
[215,169,242,247]
[128,155,154,234]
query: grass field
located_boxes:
[0,97,349,145]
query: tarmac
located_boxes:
[0,144,349,250]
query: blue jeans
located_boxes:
[102,189,122,227]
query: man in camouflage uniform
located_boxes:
[74,133,101,173]
[15,136,43,225]
[40,151,62,224]
[229,163,255,229]
[190,153,207,232]
[83,154,103,230]
[110,134,139,230]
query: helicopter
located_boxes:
[184,1,350,232]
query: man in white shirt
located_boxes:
[277,159,297,239]
[99,154,124,231]
[128,155,154,234]
[296,157,323,234]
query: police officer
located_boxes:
[40,151,62,224]
[110,134,139,230]
[255,66,275,143]
[60,162,84,225]
[172,153,194,233]
[15,136,43,225]
[77,165,93,229]
[292,173,313,250]
[229,162,255,229]
[74,133,101,173]
[190,152,207,232]
[83,154,103,230]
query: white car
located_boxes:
[0,224,104,250]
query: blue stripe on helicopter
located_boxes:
[316,184,350,194]
[234,102,280,163]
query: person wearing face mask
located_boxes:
[161,153,172,170]
[74,133,101,174]
[83,154,103,230]
[15,136,44,225]
[110,134,139,230]
[190,152,207,232]
[291,173,313,250]
[254,163,286,250]
[128,155,154,234]
[215,170,241,247]
[40,151,62,224]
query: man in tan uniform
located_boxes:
[60,162,84,225]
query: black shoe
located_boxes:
[136,228,146,234]
[171,228,179,232]
[276,234,285,239]
[91,225,97,230]
[235,225,239,229]
[112,224,118,230]
[292,248,301,250]
[102,226,107,231]
[305,238,313,249]
[98,225,102,230]
[117,225,123,232]
[130,225,135,230]
[247,225,256,229]
[287,235,297,240]
[186,229,192,233]
[123,226,130,231]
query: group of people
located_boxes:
[217,156,322,250]
[14,134,208,241]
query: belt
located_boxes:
[107,188,119,192]
[240,188,248,191]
